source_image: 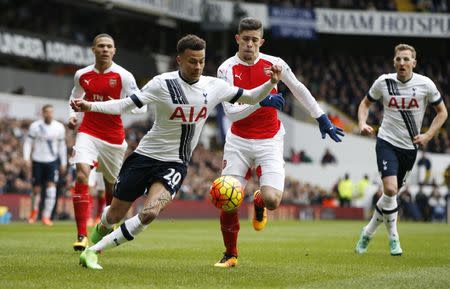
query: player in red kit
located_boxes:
[68,34,146,250]
[213,18,344,267]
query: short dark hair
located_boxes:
[238,17,263,36]
[92,33,114,46]
[42,104,53,112]
[176,34,206,54]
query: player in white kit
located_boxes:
[23,104,67,226]
[71,34,284,269]
[355,44,447,256]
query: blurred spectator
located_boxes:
[415,185,430,221]
[428,187,446,222]
[299,150,313,163]
[417,151,432,185]
[289,148,301,163]
[356,174,369,199]
[398,186,421,221]
[337,173,352,207]
[321,148,337,166]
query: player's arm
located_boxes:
[229,65,282,105]
[223,92,285,122]
[68,72,85,129]
[71,78,159,114]
[358,95,375,136]
[413,100,447,147]
[281,60,343,142]
[123,72,148,114]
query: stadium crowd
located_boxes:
[1,117,448,223]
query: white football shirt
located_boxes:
[23,120,67,164]
[368,72,442,150]
[89,70,276,164]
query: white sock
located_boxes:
[42,186,56,219]
[378,194,399,240]
[100,205,114,229]
[364,207,383,237]
[90,214,147,252]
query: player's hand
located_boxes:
[260,93,285,111]
[316,114,344,142]
[70,99,92,113]
[359,123,374,136]
[68,116,77,130]
[413,133,432,148]
[266,64,282,84]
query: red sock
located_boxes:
[220,210,240,257]
[254,190,265,208]
[97,195,106,219]
[72,183,90,236]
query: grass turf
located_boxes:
[1,220,449,289]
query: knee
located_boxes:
[106,210,124,224]
[383,184,397,197]
[138,206,160,225]
[262,190,282,210]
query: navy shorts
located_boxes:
[375,138,417,189]
[113,152,187,202]
[32,160,59,186]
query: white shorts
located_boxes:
[222,126,285,191]
[88,168,106,193]
[70,133,127,183]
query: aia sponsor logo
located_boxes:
[169,106,207,122]
[388,97,419,109]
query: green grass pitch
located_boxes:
[1,220,450,289]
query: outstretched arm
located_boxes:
[237,65,282,104]
[71,95,141,115]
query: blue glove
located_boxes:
[316,114,345,142]
[259,93,285,111]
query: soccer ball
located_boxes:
[209,176,244,212]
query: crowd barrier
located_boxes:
[0,194,364,221]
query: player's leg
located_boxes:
[28,162,42,224]
[80,196,133,270]
[96,139,127,206]
[356,138,400,254]
[95,173,106,223]
[384,147,417,256]
[215,133,251,267]
[253,130,285,231]
[41,161,59,226]
[73,163,92,250]
[71,133,99,250]
[29,186,41,224]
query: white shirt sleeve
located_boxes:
[279,58,324,118]
[90,78,160,114]
[368,75,384,101]
[23,123,35,162]
[426,78,442,104]
[217,64,261,122]
[217,78,276,105]
[68,71,85,120]
[122,71,148,114]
